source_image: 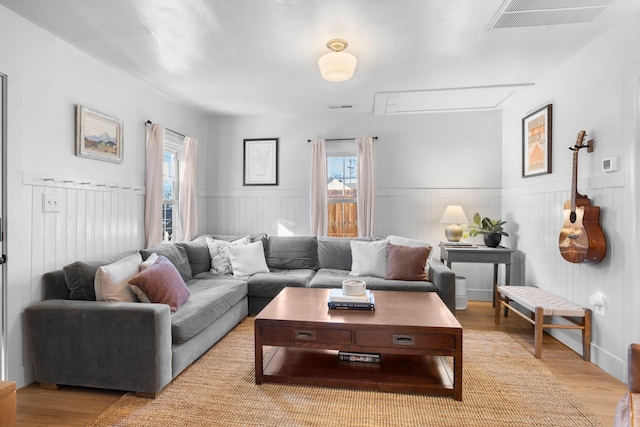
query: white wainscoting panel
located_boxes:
[205,188,503,301]
[502,185,626,378]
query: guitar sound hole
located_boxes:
[570,211,577,223]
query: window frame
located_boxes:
[326,143,358,238]
[162,132,183,244]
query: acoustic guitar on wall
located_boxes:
[558,130,606,263]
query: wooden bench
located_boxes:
[495,285,592,361]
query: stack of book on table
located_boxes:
[327,289,375,310]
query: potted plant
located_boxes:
[467,213,509,248]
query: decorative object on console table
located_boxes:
[522,104,552,177]
[467,212,509,248]
[243,138,279,186]
[439,205,469,242]
[558,130,606,264]
[76,105,123,163]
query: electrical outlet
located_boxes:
[43,194,60,213]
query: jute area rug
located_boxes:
[89,318,601,427]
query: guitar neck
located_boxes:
[571,150,578,211]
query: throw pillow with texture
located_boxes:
[349,239,388,278]
[94,252,143,302]
[387,235,434,280]
[385,243,431,281]
[228,240,270,277]
[206,236,251,275]
[128,256,190,313]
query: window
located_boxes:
[327,150,357,237]
[162,133,182,243]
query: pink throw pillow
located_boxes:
[129,255,190,313]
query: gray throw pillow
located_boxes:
[140,245,192,282]
[176,239,211,276]
[318,237,371,270]
[266,236,318,270]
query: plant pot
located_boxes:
[484,234,502,248]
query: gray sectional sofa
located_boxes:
[25,233,455,397]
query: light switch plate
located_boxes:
[43,194,60,213]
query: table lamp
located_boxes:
[439,205,468,242]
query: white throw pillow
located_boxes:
[387,235,434,280]
[94,252,143,302]
[206,236,251,275]
[228,240,270,278]
[349,239,388,278]
[139,252,159,271]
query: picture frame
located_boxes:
[76,105,123,163]
[522,104,552,177]
[243,138,279,186]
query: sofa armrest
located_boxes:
[25,300,172,394]
[429,259,456,315]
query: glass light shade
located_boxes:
[318,51,357,82]
[439,205,469,224]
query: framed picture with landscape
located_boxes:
[76,105,123,163]
[243,138,279,186]
[522,104,552,178]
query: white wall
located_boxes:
[0,7,209,387]
[500,8,640,380]
[205,111,504,299]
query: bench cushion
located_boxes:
[497,285,585,317]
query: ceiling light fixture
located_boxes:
[318,39,357,82]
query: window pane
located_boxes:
[163,177,174,200]
[162,203,173,243]
[327,155,358,237]
[328,202,357,238]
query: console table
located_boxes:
[439,245,514,306]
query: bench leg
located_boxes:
[495,291,502,325]
[534,306,544,359]
[582,309,592,362]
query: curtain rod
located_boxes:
[307,136,378,142]
[145,120,185,138]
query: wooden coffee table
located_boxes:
[254,288,463,400]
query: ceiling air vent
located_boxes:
[488,0,619,29]
[327,105,353,110]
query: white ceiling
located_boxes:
[1,0,638,116]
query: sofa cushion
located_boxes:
[317,237,371,270]
[206,236,250,275]
[350,239,388,278]
[247,269,316,298]
[63,249,139,301]
[228,240,270,277]
[176,238,211,276]
[170,275,247,344]
[385,244,430,281]
[266,236,318,270]
[129,256,190,313]
[94,252,143,302]
[140,245,192,282]
[311,268,437,292]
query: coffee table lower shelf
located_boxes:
[258,347,456,397]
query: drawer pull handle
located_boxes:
[295,330,316,341]
[393,335,415,345]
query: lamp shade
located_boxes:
[318,51,357,82]
[439,205,468,224]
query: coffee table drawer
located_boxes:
[356,330,455,350]
[261,325,352,345]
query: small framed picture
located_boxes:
[76,105,123,163]
[522,104,552,177]
[243,138,279,186]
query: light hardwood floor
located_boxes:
[16,301,628,426]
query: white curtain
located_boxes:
[179,136,198,241]
[356,137,375,238]
[145,124,164,248]
[309,138,327,236]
